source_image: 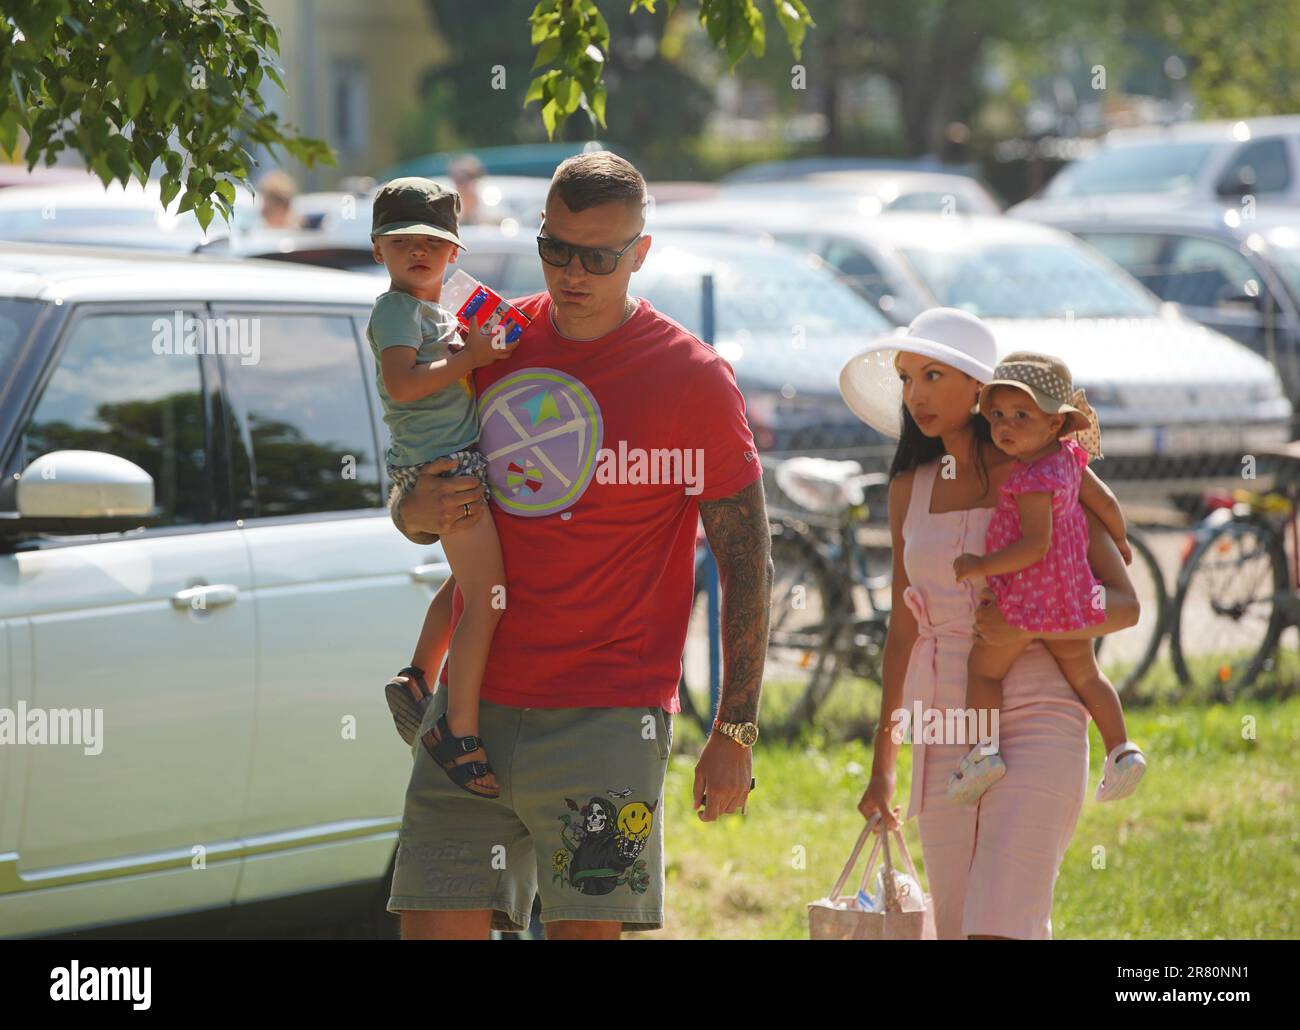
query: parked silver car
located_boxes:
[0,244,425,938]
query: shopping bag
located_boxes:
[808,812,937,940]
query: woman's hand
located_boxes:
[973,588,1026,646]
[953,552,983,583]
[858,771,900,832]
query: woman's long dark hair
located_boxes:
[887,402,994,496]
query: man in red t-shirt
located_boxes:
[385,153,772,940]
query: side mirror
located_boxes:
[17,450,155,517]
[0,450,162,541]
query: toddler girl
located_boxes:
[947,351,1147,806]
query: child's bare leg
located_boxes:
[1042,639,1128,754]
[438,513,506,791]
[965,638,1030,751]
[411,572,456,679]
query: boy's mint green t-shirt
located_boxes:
[366,289,479,469]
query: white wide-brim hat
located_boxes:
[838,307,999,439]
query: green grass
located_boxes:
[631,696,1299,939]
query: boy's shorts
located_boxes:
[387,685,673,932]
[387,447,490,506]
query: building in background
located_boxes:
[257,0,444,190]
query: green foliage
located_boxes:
[525,0,814,140]
[0,0,333,230]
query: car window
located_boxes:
[899,241,1158,318]
[1163,236,1263,307]
[634,243,894,336]
[19,310,209,525]
[0,298,41,392]
[1044,141,1217,197]
[1075,232,1166,273]
[1216,138,1292,195]
[220,312,382,518]
[820,239,893,306]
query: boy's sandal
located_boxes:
[1096,742,1146,802]
[422,714,501,799]
[946,743,1007,806]
[384,665,432,746]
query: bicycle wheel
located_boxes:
[1092,527,1168,697]
[677,519,849,737]
[1170,515,1288,699]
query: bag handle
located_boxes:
[829,814,926,913]
[827,811,881,899]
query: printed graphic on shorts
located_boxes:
[552,792,656,896]
[477,368,603,517]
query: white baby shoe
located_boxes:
[1096,742,1147,802]
[946,743,1006,805]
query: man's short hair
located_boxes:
[547,152,647,221]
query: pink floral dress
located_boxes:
[985,437,1106,634]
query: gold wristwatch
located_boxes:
[712,719,759,748]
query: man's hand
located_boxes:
[395,455,487,539]
[973,587,1025,646]
[692,732,753,822]
[952,552,983,583]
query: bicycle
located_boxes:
[1091,525,1169,698]
[677,456,892,738]
[1168,442,1300,699]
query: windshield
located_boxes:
[900,241,1158,318]
[0,298,41,391]
[634,243,893,336]
[1045,141,1218,197]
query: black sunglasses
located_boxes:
[536,228,643,275]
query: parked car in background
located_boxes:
[0,179,258,251]
[196,227,378,274]
[0,244,425,939]
[719,168,1002,216]
[651,203,1293,493]
[448,225,897,454]
[1020,203,1300,431]
[1010,116,1300,219]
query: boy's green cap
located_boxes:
[371,176,468,250]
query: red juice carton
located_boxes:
[441,269,531,345]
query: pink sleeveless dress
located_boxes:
[899,457,1090,939]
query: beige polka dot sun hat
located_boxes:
[978,350,1103,459]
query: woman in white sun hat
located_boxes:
[839,307,1141,940]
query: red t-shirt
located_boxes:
[436,290,763,710]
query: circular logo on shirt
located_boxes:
[477,368,604,517]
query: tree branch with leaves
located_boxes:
[0,0,332,230]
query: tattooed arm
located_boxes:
[692,477,774,821]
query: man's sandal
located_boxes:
[421,714,500,799]
[384,665,432,746]
[1096,742,1146,802]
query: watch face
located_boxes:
[739,723,759,747]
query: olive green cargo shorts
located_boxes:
[387,685,672,932]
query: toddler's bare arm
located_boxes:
[1079,467,1130,564]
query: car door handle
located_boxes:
[409,561,451,584]
[171,584,239,611]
